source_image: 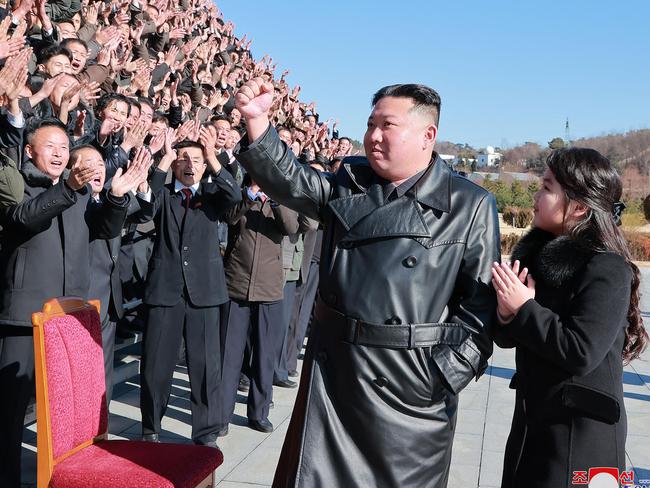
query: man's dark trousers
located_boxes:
[273,280,296,383]
[220,299,283,425]
[0,326,34,488]
[286,260,319,373]
[140,296,221,444]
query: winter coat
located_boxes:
[0,162,129,326]
[495,228,632,488]
[236,126,500,488]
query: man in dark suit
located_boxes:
[139,129,241,448]
[85,145,155,406]
[0,119,142,487]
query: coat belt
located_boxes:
[314,301,468,349]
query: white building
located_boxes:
[476,146,502,167]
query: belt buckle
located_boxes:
[347,317,359,344]
[408,324,417,349]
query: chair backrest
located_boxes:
[32,297,108,485]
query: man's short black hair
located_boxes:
[371,84,441,126]
[211,114,230,124]
[25,118,67,145]
[97,93,131,117]
[137,97,154,112]
[152,113,169,125]
[175,140,205,153]
[61,38,89,52]
[68,144,102,167]
[37,44,73,65]
[128,98,142,112]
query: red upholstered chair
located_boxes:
[32,297,223,488]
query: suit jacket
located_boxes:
[0,162,129,327]
[89,190,156,321]
[144,168,241,307]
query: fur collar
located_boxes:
[21,161,71,189]
[511,227,596,288]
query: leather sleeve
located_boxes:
[432,192,499,393]
[235,125,334,222]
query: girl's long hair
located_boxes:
[547,147,647,363]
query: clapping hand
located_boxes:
[67,154,102,191]
[491,260,536,323]
[111,147,153,197]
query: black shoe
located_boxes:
[141,433,160,442]
[238,377,250,393]
[273,378,297,388]
[248,418,273,433]
[195,439,219,449]
[288,369,299,378]
[217,425,229,437]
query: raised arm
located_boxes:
[234,77,333,222]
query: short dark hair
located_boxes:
[61,38,89,52]
[128,98,142,112]
[37,44,73,65]
[137,97,154,112]
[25,118,67,145]
[175,140,205,153]
[211,114,230,125]
[152,113,169,125]
[371,84,441,126]
[97,93,131,118]
[68,144,102,168]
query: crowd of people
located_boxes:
[0,0,353,485]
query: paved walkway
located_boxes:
[20,273,650,487]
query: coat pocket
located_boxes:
[561,383,620,424]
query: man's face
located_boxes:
[44,54,71,76]
[126,104,140,128]
[213,120,231,148]
[26,126,70,182]
[278,129,292,146]
[139,103,154,130]
[337,138,351,155]
[101,100,130,132]
[66,41,88,74]
[173,147,207,186]
[363,96,436,182]
[230,108,241,126]
[306,115,316,129]
[150,119,167,137]
[50,74,78,106]
[57,22,77,39]
[75,147,106,194]
[225,129,241,150]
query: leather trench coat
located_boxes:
[236,127,500,488]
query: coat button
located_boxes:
[183,261,188,266]
[385,316,402,325]
[403,255,418,268]
[183,246,189,251]
[374,376,389,388]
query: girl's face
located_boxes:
[533,168,572,235]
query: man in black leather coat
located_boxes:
[235,81,500,488]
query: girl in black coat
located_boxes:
[491,148,648,488]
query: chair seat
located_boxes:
[50,440,223,488]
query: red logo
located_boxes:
[572,468,639,487]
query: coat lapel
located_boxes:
[169,189,184,232]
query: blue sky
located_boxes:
[219,1,649,149]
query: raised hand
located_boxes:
[79,81,101,105]
[121,118,149,152]
[111,147,154,197]
[491,261,536,322]
[235,77,274,120]
[73,110,87,139]
[148,131,166,155]
[0,36,24,61]
[67,154,101,191]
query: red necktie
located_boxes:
[181,188,192,209]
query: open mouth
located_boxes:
[51,160,64,168]
[71,61,81,70]
[184,172,195,178]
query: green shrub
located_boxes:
[502,206,534,228]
